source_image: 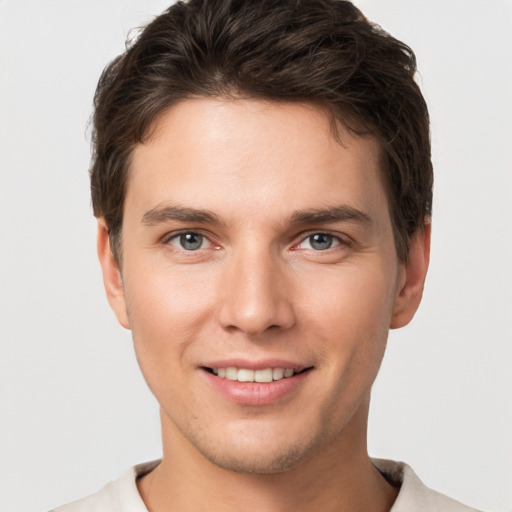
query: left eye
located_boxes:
[298,233,341,251]
[168,232,209,251]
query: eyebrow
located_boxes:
[289,205,373,226]
[141,204,372,228]
[141,205,222,226]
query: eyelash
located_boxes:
[293,232,349,251]
[163,230,350,252]
[163,230,215,251]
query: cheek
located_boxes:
[301,262,396,332]
[299,262,397,386]
[125,261,217,326]
[122,264,217,380]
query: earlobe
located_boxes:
[390,222,431,329]
[96,219,130,329]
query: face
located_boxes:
[99,98,428,474]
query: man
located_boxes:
[53,0,479,510]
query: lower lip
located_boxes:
[202,369,311,406]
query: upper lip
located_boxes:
[201,359,311,372]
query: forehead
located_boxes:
[127,98,388,226]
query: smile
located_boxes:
[207,367,299,382]
[201,364,313,405]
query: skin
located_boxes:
[98,98,430,512]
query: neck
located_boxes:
[138,399,398,512]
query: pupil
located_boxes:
[180,233,202,250]
[311,233,332,250]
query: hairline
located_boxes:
[107,95,411,267]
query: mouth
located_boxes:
[200,363,314,406]
[202,366,312,383]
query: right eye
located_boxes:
[167,232,210,251]
[299,233,340,251]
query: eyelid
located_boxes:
[162,229,217,248]
[292,230,352,250]
[160,229,351,251]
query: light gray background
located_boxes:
[1,1,510,511]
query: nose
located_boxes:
[217,245,296,336]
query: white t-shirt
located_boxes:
[50,459,480,512]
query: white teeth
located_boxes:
[272,368,284,380]
[237,369,254,382]
[255,368,273,383]
[226,367,238,381]
[211,366,298,382]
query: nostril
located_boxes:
[217,279,296,334]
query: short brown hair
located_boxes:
[91,0,432,263]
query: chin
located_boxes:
[202,443,317,475]
[188,424,326,475]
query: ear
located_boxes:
[97,219,130,329]
[390,222,431,329]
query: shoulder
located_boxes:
[50,479,118,512]
[49,460,160,512]
[373,459,481,512]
